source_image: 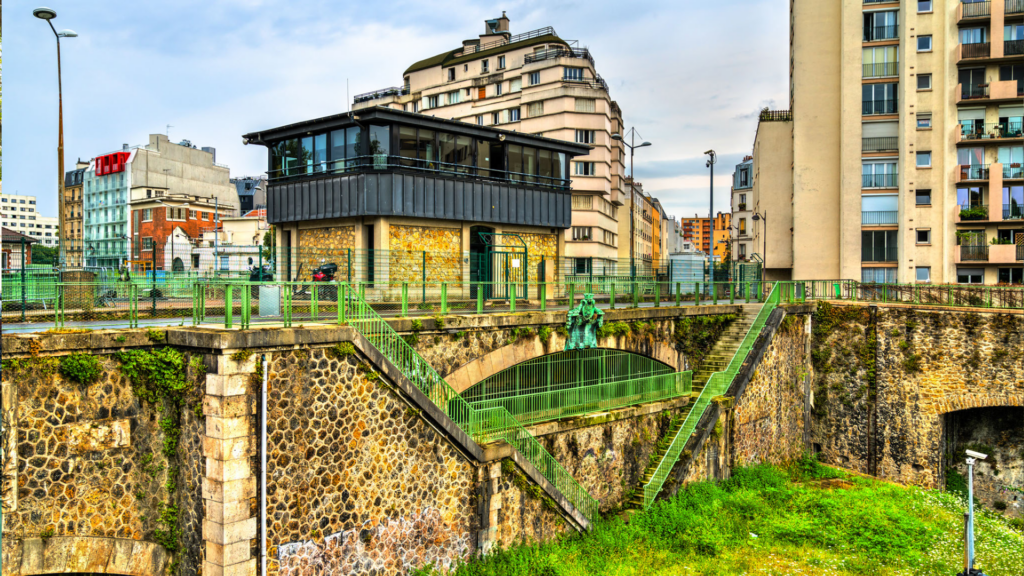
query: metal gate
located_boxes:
[471,232,529,300]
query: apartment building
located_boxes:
[0,189,60,248]
[616,178,655,269]
[83,135,236,268]
[712,212,732,262]
[351,14,629,274]
[731,157,755,261]
[64,161,88,266]
[748,0,1023,284]
[680,215,712,254]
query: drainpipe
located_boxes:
[260,354,268,576]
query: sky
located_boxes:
[2,0,789,221]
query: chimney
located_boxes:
[123,143,129,151]
[497,11,509,32]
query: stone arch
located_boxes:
[445,334,679,394]
[939,394,1024,414]
[4,536,169,576]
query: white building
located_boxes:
[0,188,60,247]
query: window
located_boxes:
[916,267,931,282]
[495,83,503,96]
[482,59,489,73]
[529,72,540,85]
[740,193,747,204]
[142,237,154,251]
[167,207,187,221]
[447,68,455,81]
[492,112,500,125]
[957,268,984,284]
[862,267,897,283]
[575,98,596,113]
[862,83,897,115]
[575,130,596,144]
[863,46,898,77]
[477,115,484,126]
[917,35,932,52]
[739,218,747,235]
[146,189,153,198]
[918,0,932,12]
[917,114,932,129]
[142,208,153,222]
[564,67,584,81]
[497,55,505,69]
[220,256,230,271]
[575,162,596,176]
[916,229,931,244]
[864,11,898,42]
[527,102,544,118]
[863,161,898,188]
[509,108,521,122]
[426,95,439,109]
[572,227,593,241]
[998,268,1024,285]
[447,90,461,105]
[916,189,932,205]
[862,230,898,261]
[510,77,521,92]
[917,152,932,168]
[917,74,932,90]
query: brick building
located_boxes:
[130,195,236,272]
[2,227,38,270]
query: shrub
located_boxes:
[59,353,103,385]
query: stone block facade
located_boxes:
[388,225,463,283]
[296,226,356,282]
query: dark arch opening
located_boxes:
[943,406,1024,517]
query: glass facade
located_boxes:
[83,169,129,267]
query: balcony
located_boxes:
[1009,0,1024,15]
[353,86,410,104]
[958,204,989,220]
[1020,244,1024,261]
[524,47,595,67]
[862,211,898,225]
[958,1,991,21]
[958,245,990,262]
[957,80,1022,104]
[1003,205,1024,220]
[957,164,990,181]
[865,25,899,42]
[864,0,897,3]
[862,246,898,262]
[863,62,898,78]
[957,121,1024,143]
[960,84,989,100]
[960,42,991,60]
[1007,164,1024,179]
[1007,40,1024,56]
[862,173,898,188]
[863,99,898,116]
[863,136,898,152]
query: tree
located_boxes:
[32,244,59,266]
[261,228,276,261]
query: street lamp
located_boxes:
[961,449,988,576]
[704,150,717,294]
[612,131,651,281]
[34,7,78,271]
[752,211,767,273]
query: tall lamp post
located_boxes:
[752,210,767,275]
[33,7,78,270]
[612,130,651,281]
[961,449,988,576]
[704,150,717,296]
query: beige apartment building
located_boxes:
[730,157,755,262]
[616,178,656,272]
[352,14,630,275]
[748,0,1023,284]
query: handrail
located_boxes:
[642,284,780,508]
[339,282,601,521]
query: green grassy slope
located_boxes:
[421,458,1023,576]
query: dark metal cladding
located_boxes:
[266,172,572,228]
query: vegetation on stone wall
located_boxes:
[673,314,737,371]
[428,459,1024,576]
[58,353,103,385]
[810,302,873,414]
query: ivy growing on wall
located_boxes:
[673,314,737,371]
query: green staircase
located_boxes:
[632,286,781,509]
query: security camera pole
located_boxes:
[704,150,717,297]
[963,449,988,576]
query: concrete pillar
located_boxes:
[203,354,257,576]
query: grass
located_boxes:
[433,458,1023,576]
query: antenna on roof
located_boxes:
[166,124,173,139]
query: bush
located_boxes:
[59,353,103,385]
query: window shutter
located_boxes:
[575,98,596,113]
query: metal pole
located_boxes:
[21,238,27,321]
[53,23,67,272]
[967,457,976,572]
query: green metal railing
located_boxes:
[339,283,601,521]
[641,283,781,508]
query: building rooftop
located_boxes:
[404,29,570,75]
[2,227,39,244]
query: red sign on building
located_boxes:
[95,152,131,176]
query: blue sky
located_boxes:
[3,0,788,220]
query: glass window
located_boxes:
[917,152,932,167]
[957,186,984,207]
[862,83,897,114]
[575,130,595,144]
[523,147,537,183]
[301,136,315,174]
[509,108,521,122]
[957,268,984,284]
[916,189,932,205]
[960,27,987,45]
[455,136,473,174]
[528,102,544,118]
[510,77,522,92]
[575,162,596,176]
[864,11,898,41]
[482,59,489,73]
[220,256,230,271]
[862,267,897,283]
[917,74,932,90]
[495,83,503,96]
[917,114,932,129]
[398,127,417,168]
[998,268,1023,284]
[918,36,932,51]
[498,55,505,69]
[1005,185,1024,218]
[918,0,932,12]
[552,152,565,186]
[313,133,327,173]
[530,72,540,85]
[564,67,584,81]
[575,98,596,113]
[440,132,457,172]
[863,46,898,77]
[538,149,552,184]
[916,230,930,244]
[447,68,455,81]
[507,145,523,181]
[916,267,930,282]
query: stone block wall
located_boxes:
[266,347,478,576]
[388,225,463,283]
[297,226,355,282]
[517,233,557,283]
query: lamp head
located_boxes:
[33,7,57,19]
[57,29,78,37]
[639,142,652,148]
[752,213,761,221]
[611,133,622,141]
